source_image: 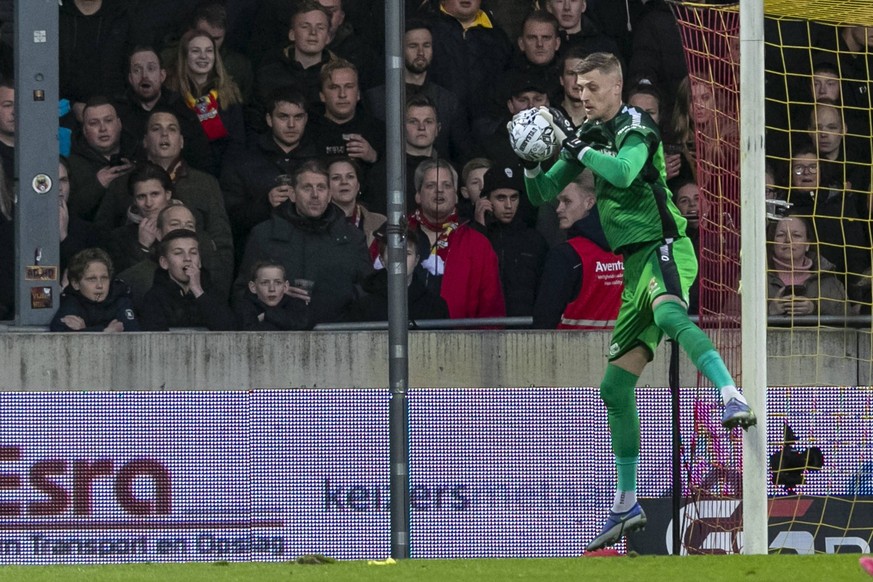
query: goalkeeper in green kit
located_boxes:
[508,52,757,552]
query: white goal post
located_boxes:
[739,0,769,556]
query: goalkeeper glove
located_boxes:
[538,106,576,144]
[562,136,591,163]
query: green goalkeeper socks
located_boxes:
[616,456,639,500]
[600,364,641,494]
[653,300,735,389]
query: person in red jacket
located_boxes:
[408,158,506,320]
[533,168,623,329]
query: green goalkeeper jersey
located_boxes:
[525,105,687,254]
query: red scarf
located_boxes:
[185,90,228,141]
[410,209,459,263]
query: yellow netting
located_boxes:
[680,1,873,26]
[764,1,873,26]
[672,1,873,556]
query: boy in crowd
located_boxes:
[345,225,448,323]
[50,248,139,332]
[236,261,310,331]
[140,229,236,331]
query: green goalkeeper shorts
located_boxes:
[608,236,698,362]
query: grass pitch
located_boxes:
[0,554,868,582]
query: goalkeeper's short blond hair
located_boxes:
[573,52,623,79]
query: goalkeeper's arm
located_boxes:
[524,159,585,207]
[577,133,650,189]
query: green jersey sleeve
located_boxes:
[523,160,584,207]
[580,134,650,189]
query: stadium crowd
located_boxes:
[0,0,870,329]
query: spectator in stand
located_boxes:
[364,18,471,165]
[475,71,550,164]
[140,228,236,330]
[458,157,492,222]
[409,158,505,320]
[672,178,701,315]
[627,80,683,182]
[68,97,138,221]
[365,94,442,215]
[113,46,213,175]
[544,0,622,63]
[785,143,868,296]
[627,0,687,119]
[0,79,13,184]
[553,44,590,128]
[255,0,334,109]
[309,59,385,171]
[235,159,372,325]
[167,29,246,174]
[494,10,562,120]
[316,0,382,91]
[329,156,386,248]
[236,261,310,331]
[60,0,134,121]
[767,214,847,319]
[473,72,550,228]
[191,1,254,104]
[532,169,622,329]
[812,27,873,200]
[95,108,234,300]
[107,162,175,273]
[807,102,871,196]
[811,60,842,105]
[50,248,139,332]
[665,76,738,186]
[425,0,513,127]
[1,158,112,320]
[343,224,449,323]
[813,25,873,130]
[220,87,318,259]
[118,203,226,312]
[473,164,547,317]
[57,157,110,273]
[627,80,663,125]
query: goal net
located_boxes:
[671,0,873,555]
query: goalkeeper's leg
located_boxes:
[586,348,649,552]
[649,238,756,430]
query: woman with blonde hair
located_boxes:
[167,29,245,171]
[667,76,739,184]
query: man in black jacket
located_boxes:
[425,0,513,125]
[221,87,318,262]
[473,164,547,318]
[254,0,334,109]
[364,18,471,165]
[60,0,135,119]
[68,97,139,221]
[235,159,372,325]
[308,59,385,170]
